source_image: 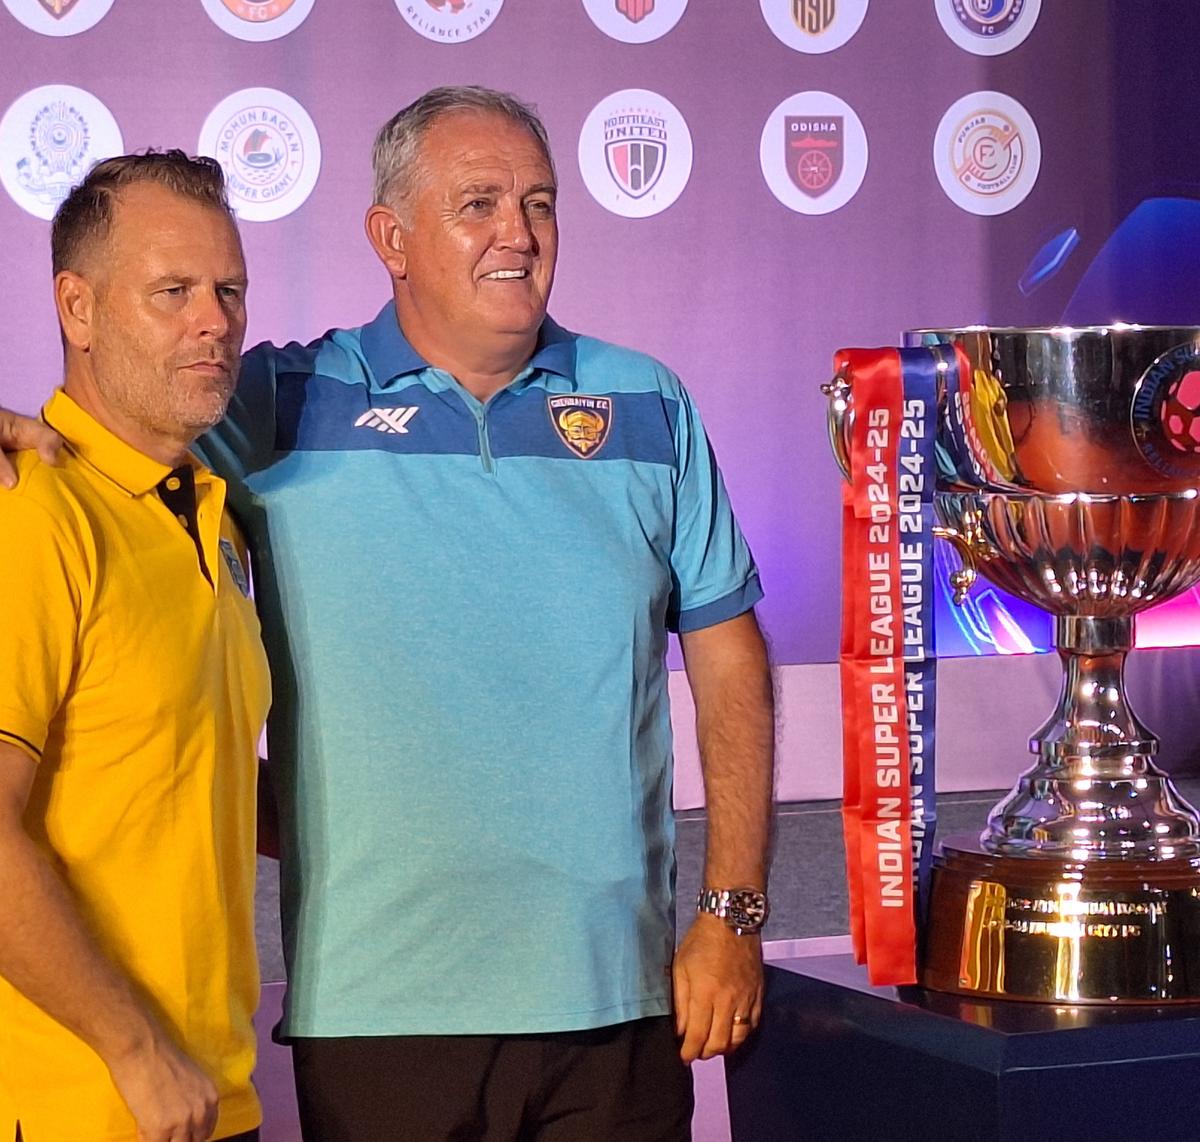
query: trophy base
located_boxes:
[922,837,1200,1003]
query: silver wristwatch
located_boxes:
[696,887,769,935]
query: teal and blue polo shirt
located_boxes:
[200,302,762,1037]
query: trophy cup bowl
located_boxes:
[827,325,1200,1002]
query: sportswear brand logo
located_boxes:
[354,407,419,435]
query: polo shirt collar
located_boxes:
[359,300,578,392]
[42,389,176,497]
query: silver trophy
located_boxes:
[826,326,1200,1002]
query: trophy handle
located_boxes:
[821,367,852,481]
[932,509,992,604]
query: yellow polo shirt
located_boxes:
[0,390,270,1141]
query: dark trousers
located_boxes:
[291,1016,694,1142]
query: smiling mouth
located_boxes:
[481,269,529,281]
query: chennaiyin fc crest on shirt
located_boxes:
[548,395,613,459]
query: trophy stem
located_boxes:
[981,613,1200,859]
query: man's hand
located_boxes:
[0,408,61,487]
[108,1037,220,1142]
[673,913,763,1064]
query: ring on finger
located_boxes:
[732,1014,751,1026]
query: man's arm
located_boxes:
[0,741,219,1142]
[672,609,775,1064]
[0,410,61,487]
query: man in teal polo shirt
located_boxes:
[3,86,774,1142]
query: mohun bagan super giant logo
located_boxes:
[785,116,842,198]
[198,88,322,222]
[578,89,693,218]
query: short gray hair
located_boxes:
[371,86,554,210]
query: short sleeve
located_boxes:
[0,490,82,761]
[195,340,280,482]
[666,383,763,633]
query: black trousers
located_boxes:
[291,1016,694,1142]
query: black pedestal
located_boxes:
[725,954,1200,1142]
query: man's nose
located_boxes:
[192,286,233,339]
[495,202,534,251]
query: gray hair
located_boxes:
[371,86,554,210]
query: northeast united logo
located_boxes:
[548,396,613,459]
[581,0,687,42]
[934,91,1040,215]
[396,0,502,42]
[2,0,115,35]
[198,88,321,222]
[935,0,1041,55]
[760,93,866,214]
[1132,344,1200,479]
[578,90,692,218]
[0,85,123,219]
[200,0,315,39]
[760,0,868,54]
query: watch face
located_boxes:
[728,889,768,931]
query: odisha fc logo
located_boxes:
[617,0,654,21]
[793,0,835,35]
[548,395,613,458]
[17,101,92,208]
[785,115,842,197]
[1132,344,1200,478]
[605,109,667,198]
[953,0,1024,35]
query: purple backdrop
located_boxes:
[5,0,1200,799]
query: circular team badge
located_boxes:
[1133,343,1200,480]
[199,0,317,42]
[577,89,693,219]
[934,0,1041,56]
[759,0,869,54]
[198,88,321,222]
[1,0,114,36]
[395,0,503,42]
[759,91,868,214]
[933,91,1040,215]
[0,85,123,220]
[581,0,687,44]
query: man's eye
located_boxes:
[161,286,186,296]
[528,200,555,216]
[219,286,244,300]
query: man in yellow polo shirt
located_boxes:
[0,152,269,1142]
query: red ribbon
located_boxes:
[837,347,917,986]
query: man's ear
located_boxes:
[55,271,95,352]
[364,204,407,279]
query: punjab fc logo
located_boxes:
[200,0,315,40]
[396,0,502,42]
[548,396,613,458]
[2,0,114,35]
[0,85,123,218]
[578,90,693,218]
[198,88,322,222]
[761,93,867,214]
[581,0,686,43]
[935,0,1041,55]
[933,91,1040,216]
[761,0,867,53]
[786,116,842,197]
[792,0,834,34]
